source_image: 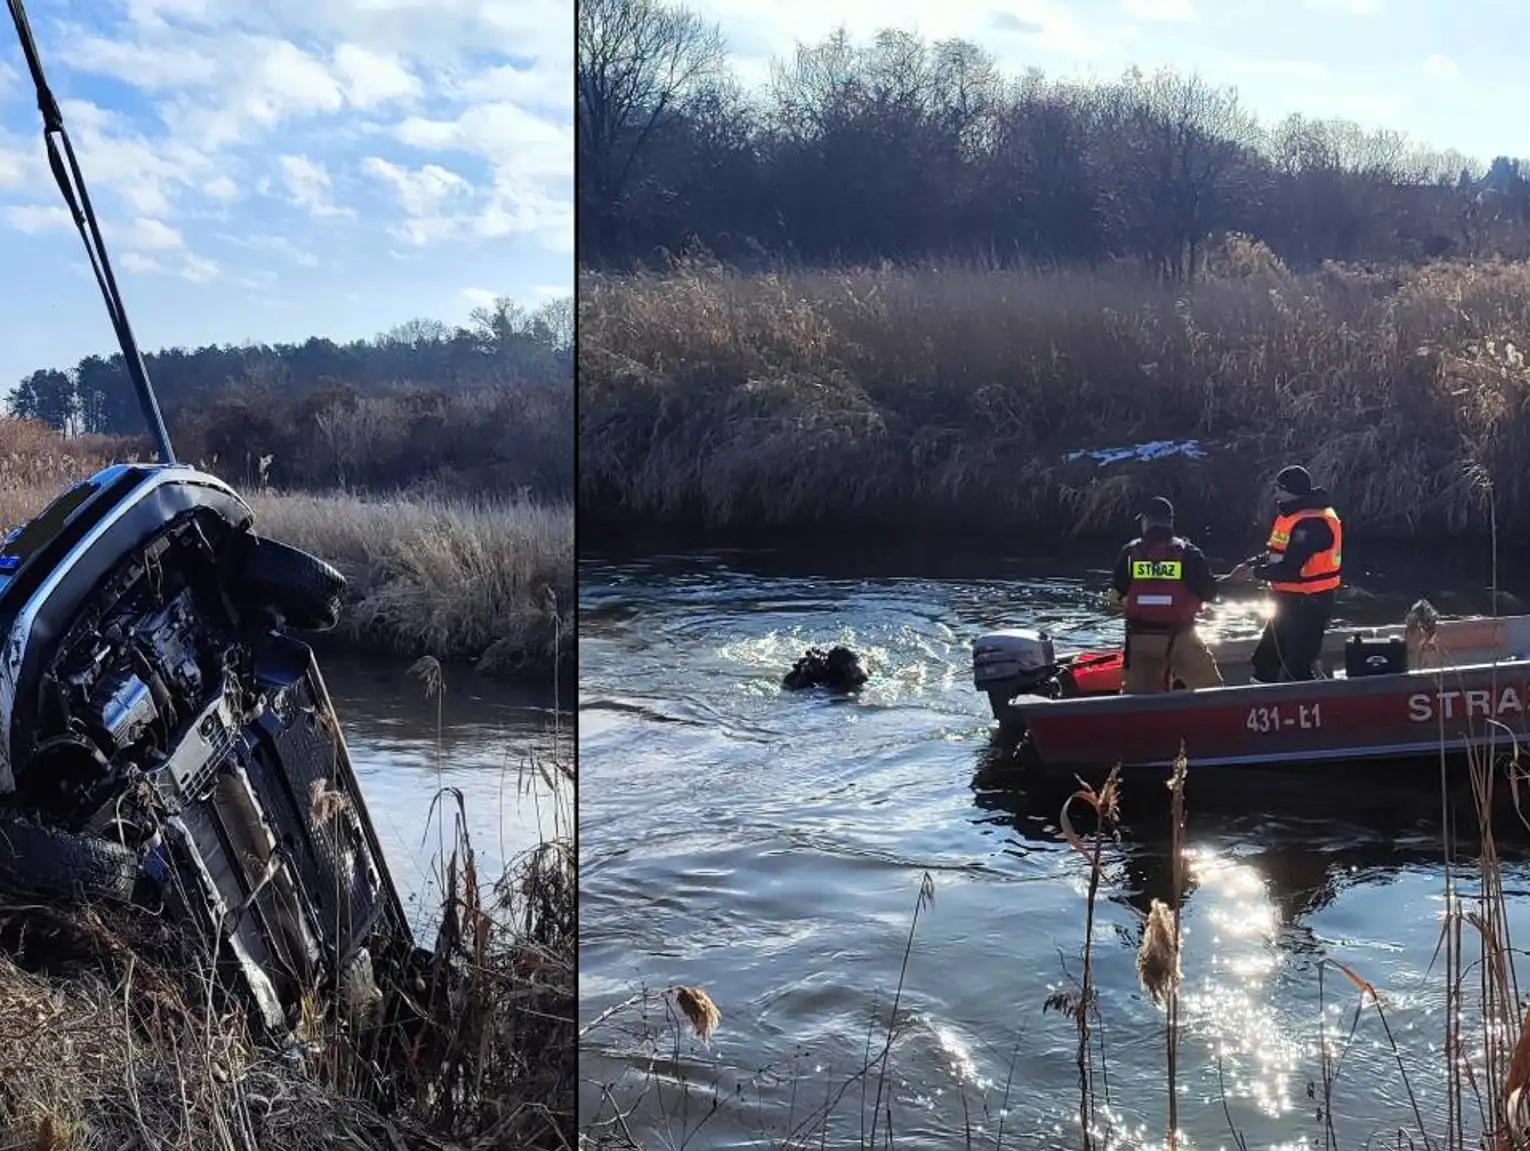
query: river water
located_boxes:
[317,654,569,921]
[578,537,1530,1150]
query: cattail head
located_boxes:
[409,654,445,698]
[309,777,350,826]
[674,985,721,1042]
[1137,898,1181,1006]
[1405,598,1440,648]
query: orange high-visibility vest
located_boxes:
[1265,507,1342,594]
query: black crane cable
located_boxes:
[5,0,175,463]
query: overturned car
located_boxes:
[0,463,417,1037]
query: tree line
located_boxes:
[6,295,574,499]
[9,295,572,437]
[578,0,1530,275]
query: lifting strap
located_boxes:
[4,0,175,461]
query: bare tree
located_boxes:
[1124,69,1257,280]
[578,0,725,258]
[766,26,864,142]
[576,6,1530,272]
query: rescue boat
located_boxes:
[973,608,1530,772]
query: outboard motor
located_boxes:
[972,628,1058,719]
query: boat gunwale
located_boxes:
[1003,652,1530,721]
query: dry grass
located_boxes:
[176,383,573,500]
[0,420,132,493]
[244,491,573,678]
[0,768,574,1151]
[0,468,572,681]
[579,245,1530,541]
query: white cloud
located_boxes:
[57,100,216,217]
[363,157,470,215]
[438,58,569,115]
[0,149,27,191]
[1422,53,1460,81]
[123,0,223,26]
[278,155,349,218]
[1124,0,1196,19]
[176,38,347,149]
[361,157,475,243]
[181,254,220,283]
[121,251,169,274]
[396,104,569,175]
[0,0,572,391]
[332,44,422,106]
[61,34,221,88]
[5,205,71,233]
[127,218,184,250]
[460,286,499,310]
[118,249,221,283]
[204,176,240,200]
[221,232,321,268]
[390,103,571,247]
[34,3,572,249]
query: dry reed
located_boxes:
[0,475,572,680]
[243,489,574,677]
[1053,765,1122,1150]
[579,248,1530,542]
[0,778,574,1151]
[673,987,720,1043]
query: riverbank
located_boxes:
[0,760,574,1150]
[579,251,1530,544]
[0,482,573,683]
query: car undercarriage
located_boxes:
[0,465,420,1042]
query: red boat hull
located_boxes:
[1012,660,1530,770]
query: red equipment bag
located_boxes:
[1064,651,1124,695]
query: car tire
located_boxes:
[235,534,346,632]
[0,814,140,904]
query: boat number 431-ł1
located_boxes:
[1245,704,1322,733]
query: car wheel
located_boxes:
[0,814,140,904]
[234,534,346,632]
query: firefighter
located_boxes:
[1227,465,1342,682]
[1109,496,1224,694]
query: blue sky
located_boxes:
[702,0,1526,170]
[0,0,571,393]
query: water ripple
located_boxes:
[579,547,1530,1149]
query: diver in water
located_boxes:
[782,645,869,692]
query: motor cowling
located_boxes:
[972,627,1060,717]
